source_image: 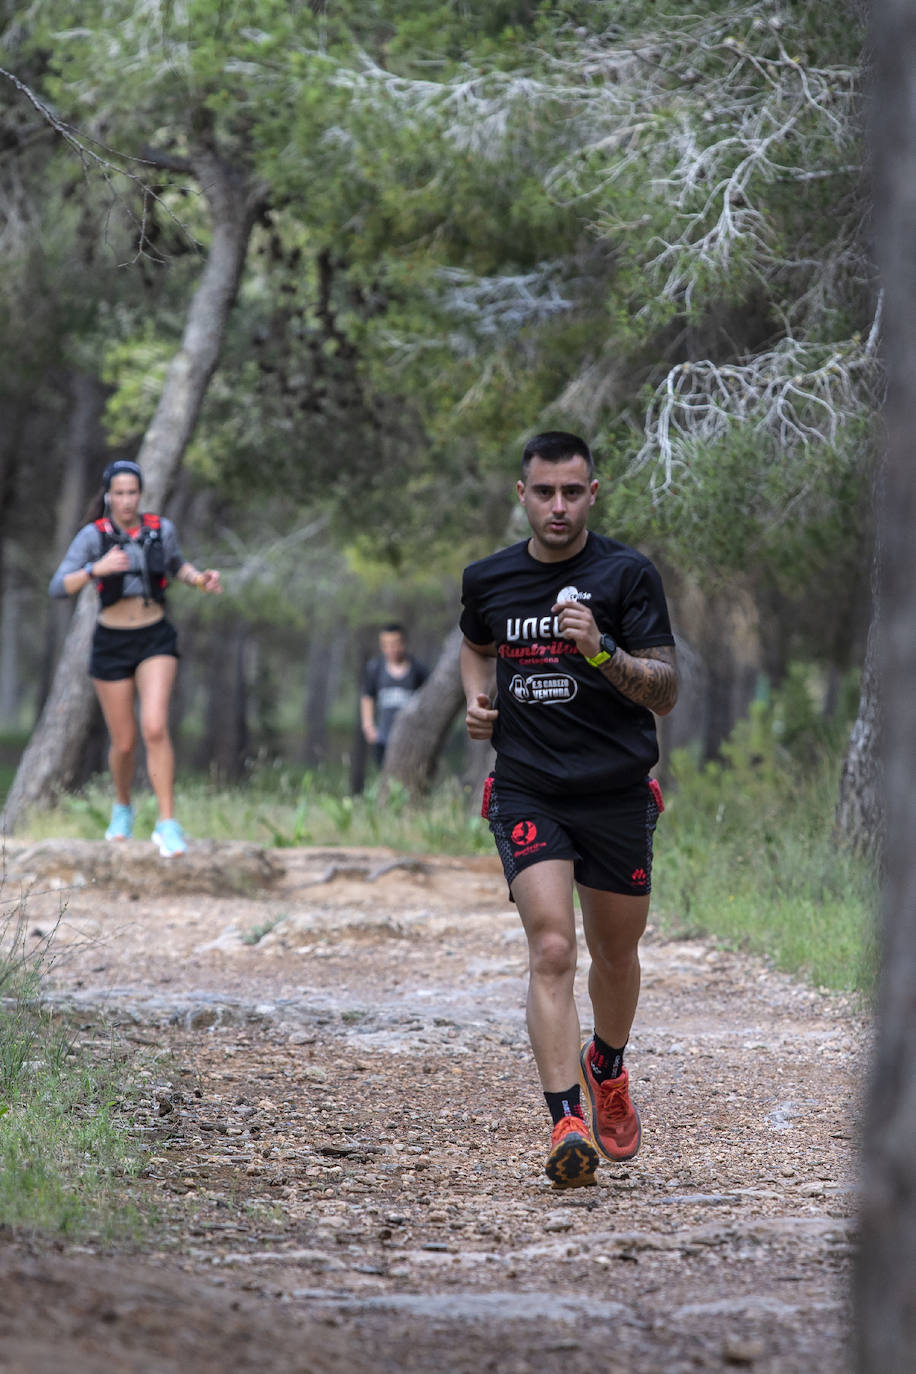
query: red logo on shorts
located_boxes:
[631,868,647,886]
[512,820,538,846]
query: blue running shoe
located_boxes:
[152,818,187,857]
[105,803,134,842]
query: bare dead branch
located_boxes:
[0,63,202,260]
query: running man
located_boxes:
[460,431,677,1187]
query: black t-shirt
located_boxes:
[362,656,429,743]
[460,532,675,793]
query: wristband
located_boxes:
[83,562,95,578]
[585,633,617,667]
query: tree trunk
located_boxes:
[0,555,23,728]
[303,621,346,770]
[697,591,759,761]
[0,397,28,618]
[856,3,916,1367]
[38,370,107,715]
[199,615,250,782]
[836,598,882,859]
[382,626,466,795]
[1,135,263,832]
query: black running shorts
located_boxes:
[89,618,180,681]
[484,773,663,897]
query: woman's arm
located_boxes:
[175,562,222,593]
[160,518,220,594]
[48,526,123,598]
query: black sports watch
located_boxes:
[585,633,617,668]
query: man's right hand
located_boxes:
[466,693,498,740]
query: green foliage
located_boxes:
[241,912,285,945]
[5,0,876,593]
[601,412,874,592]
[238,767,492,855]
[0,0,880,842]
[0,883,148,1239]
[26,767,494,856]
[653,668,878,995]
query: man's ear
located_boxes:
[516,479,527,504]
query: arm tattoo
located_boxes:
[599,644,678,715]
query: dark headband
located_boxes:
[102,460,144,491]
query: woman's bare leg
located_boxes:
[135,655,179,821]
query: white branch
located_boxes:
[632,313,883,497]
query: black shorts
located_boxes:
[89,618,180,681]
[484,773,663,896]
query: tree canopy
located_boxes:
[0,0,876,765]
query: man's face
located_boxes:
[516,455,597,558]
[379,631,407,664]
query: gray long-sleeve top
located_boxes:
[49,518,185,599]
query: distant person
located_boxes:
[360,624,429,766]
[49,459,221,856]
[460,431,678,1188]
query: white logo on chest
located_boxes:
[509,673,578,704]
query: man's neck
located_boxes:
[527,529,589,563]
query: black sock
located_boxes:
[590,1032,626,1082]
[544,1086,584,1125]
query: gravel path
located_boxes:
[0,841,862,1373]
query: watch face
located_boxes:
[600,633,617,656]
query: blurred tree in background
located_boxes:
[0,1,878,837]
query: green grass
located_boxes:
[0,884,150,1241]
[652,686,878,996]
[23,769,495,857]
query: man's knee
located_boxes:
[529,928,577,980]
[589,940,641,983]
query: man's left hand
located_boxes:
[551,599,600,660]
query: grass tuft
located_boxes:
[652,682,878,996]
[25,770,494,857]
[0,869,150,1241]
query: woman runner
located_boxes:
[49,459,221,856]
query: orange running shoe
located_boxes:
[579,1042,641,1161]
[544,1113,599,1188]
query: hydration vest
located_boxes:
[93,514,168,607]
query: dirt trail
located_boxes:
[0,841,861,1373]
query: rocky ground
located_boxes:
[0,839,862,1374]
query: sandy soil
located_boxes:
[0,839,862,1374]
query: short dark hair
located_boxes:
[381,623,406,635]
[521,431,594,479]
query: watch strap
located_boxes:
[586,632,617,668]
